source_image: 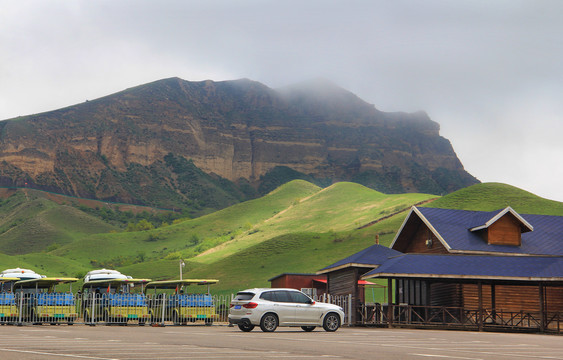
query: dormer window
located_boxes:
[469,207,533,246]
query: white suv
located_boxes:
[228,288,345,332]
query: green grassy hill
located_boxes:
[116,182,435,293]
[0,191,118,255]
[0,180,561,294]
[423,182,563,215]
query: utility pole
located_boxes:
[179,259,185,280]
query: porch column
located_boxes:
[478,281,483,331]
[539,282,545,333]
[491,284,496,324]
[387,278,393,328]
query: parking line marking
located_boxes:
[0,347,118,360]
[411,354,483,360]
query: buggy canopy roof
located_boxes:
[15,277,78,288]
[82,278,151,289]
[145,279,219,289]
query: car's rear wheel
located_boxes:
[238,323,255,332]
[301,326,315,332]
[323,312,340,332]
[260,313,278,332]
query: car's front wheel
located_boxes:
[301,326,315,332]
[238,323,255,332]
[323,312,340,332]
[260,313,278,332]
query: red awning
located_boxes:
[313,278,374,285]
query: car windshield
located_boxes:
[234,292,254,301]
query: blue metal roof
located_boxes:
[362,254,563,281]
[414,207,563,256]
[318,244,402,273]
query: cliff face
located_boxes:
[0,77,478,211]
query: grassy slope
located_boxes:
[424,182,563,215]
[132,182,563,294]
[52,180,323,264]
[190,182,433,265]
[0,191,118,255]
[179,216,407,295]
[117,183,433,294]
[3,180,562,296]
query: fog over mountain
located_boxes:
[1,1,561,200]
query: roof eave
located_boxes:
[362,272,563,282]
[316,263,379,275]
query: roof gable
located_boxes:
[390,207,452,253]
[469,206,533,233]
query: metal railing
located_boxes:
[0,292,352,326]
[358,303,562,334]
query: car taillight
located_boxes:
[242,302,258,309]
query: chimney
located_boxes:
[375,234,379,245]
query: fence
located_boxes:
[358,303,562,334]
[313,293,352,325]
[0,292,352,326]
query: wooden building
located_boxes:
[318,206,563,331]
[361,206,563,332]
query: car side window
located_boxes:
[273,290,291,303]
[260,291,274,301]
[289,291,312,304]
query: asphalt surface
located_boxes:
[0,324,560,360]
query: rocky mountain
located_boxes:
[0,77,478,213]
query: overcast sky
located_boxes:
[1,0,562,201]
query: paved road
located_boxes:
[0,324,560,360]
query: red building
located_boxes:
[268,273,328,298]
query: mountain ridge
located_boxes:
[0,77,478,212]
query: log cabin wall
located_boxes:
[546,286,563,312]
[461,284,563,313]
[327,268,359,323]
[462,284,493,310]
[430,282,463,307]
[328,268,356,295]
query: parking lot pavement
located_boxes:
[0,325,561,360]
